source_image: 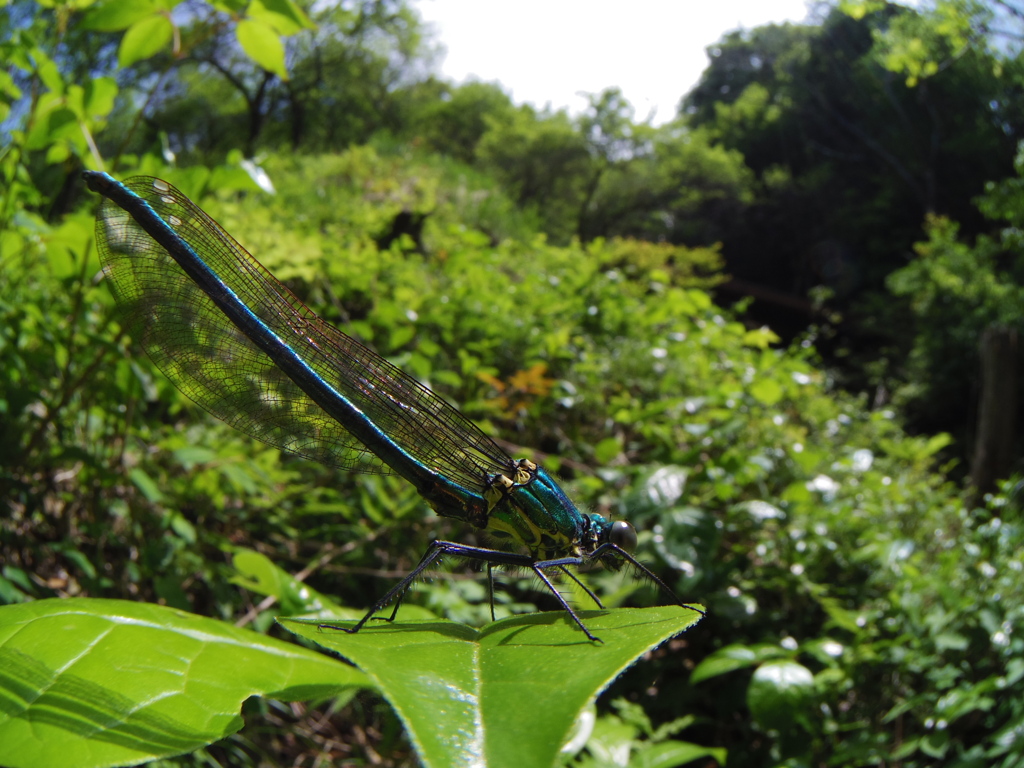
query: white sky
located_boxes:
[412,0,812,125]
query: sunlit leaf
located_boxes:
[81,0,159,32]
[249,0,314,35]
[0,599,368,768]
[83,77,118,118]
[690,643,789,684]
[594,436,622,464]
[632,740,728,768]
[237,19,288,80]
[750,378,783,406]
[284,606,702,768]
[746,660,815,732]
[118,14,173,68]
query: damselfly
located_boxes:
[83,171,703,641]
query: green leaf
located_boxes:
[632,740,728,768]
[0,68,19,99]
[594,436,622,464]
[749,378,784,406]
[118,14,173,67]
[209,163,266,192]
[45,141,71,164]
[128,466,164,503]
[211,0,247,12]
[23,95,75,149]
[170,445,218,467]
[231,548,353,618]
[742,327,780,349]
[83,76,118,118]
[389,322,416,350]
[82,0,160,31]
[283,606,702,768]
[0,598,368,768]
[919,729,950,758]
[32,48,64,93]
[923,432,953,457]
[746,660,815,733]
[812,593,863,633]
[249,0,314,35]
[236,19,288,80]
[690,642,788,683]
[587,713,638,764]
[168,511,196,543]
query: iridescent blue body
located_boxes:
[84,171,697,640]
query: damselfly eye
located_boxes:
[610,521,637,553]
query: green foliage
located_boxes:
[560,698,725,768]
[857,0,989,86]
[886,146,1024,437]
[476,104,593,243]
[684,3,1018,335]
[7,135,1023,764]
[580,122,754,244]
[5,1,1024,766]
[410,79,518,164]
[0,596,698,768]
[462,86,755,246]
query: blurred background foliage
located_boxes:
[3,0,1024,765]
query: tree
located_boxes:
[680,2,1018,328]
[475,104,593,243]
[409,79,517,164]
[578,120,754,246]
[100,0,431,161]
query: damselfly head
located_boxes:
[583,513,638,571]
[608,520,638,553]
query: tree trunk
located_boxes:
[970,325,1019,496]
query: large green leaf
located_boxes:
[237,18,288,80]
[689,642,790,683]
[249,0,315,35]
[81,0,162,32]
[118,14,173,68]
[231,548,351,618]
[0,598,368,768]
[283,605,703,768]
[746,660,815,733]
